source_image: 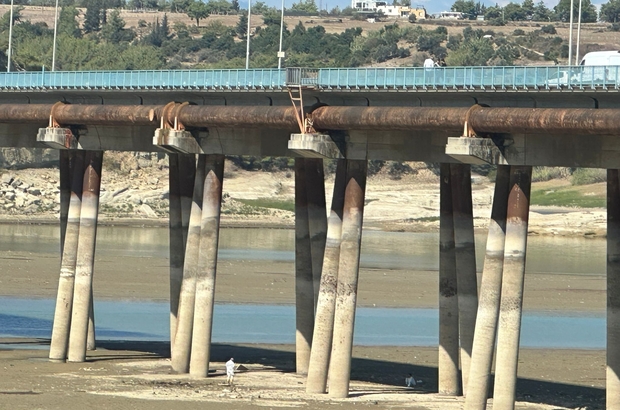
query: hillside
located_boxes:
[2,5,620,69]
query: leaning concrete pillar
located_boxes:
[328,159,368,399]
[438,163,460,396]
[607,169,620,410]
[67,151,103,363]
[492,166,532,409]
[306,159,346,394]
[190,154,225,377]
[50,151,84,362]
[295,157,314,375]
[172,155,205,373]
[305,158,328,309]
[450,163,478,395]
[465,165,510,410]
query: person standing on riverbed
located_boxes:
[226,358,235,385]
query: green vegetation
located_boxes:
[531,188,605,208]
[571,168,607,186]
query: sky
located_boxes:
[238,0,607,17]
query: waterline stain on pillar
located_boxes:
[328,159,367,399]
[492,165,532,410]
[306,159,346,394]
[67,151,103,363]
[465,165,510,410]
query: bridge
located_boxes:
[2,66,620,410]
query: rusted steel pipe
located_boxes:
[178,105,298,129]
[468,107,620,135]
[311,106,468,131]
[1,104,620,134]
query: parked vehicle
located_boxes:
[577,51,620,83]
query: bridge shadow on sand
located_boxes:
[89,340,604,410]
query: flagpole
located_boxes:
[245,0,252,69]
[52,0,59,71]
[7,0,14,72]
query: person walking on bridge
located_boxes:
[226,357,236,385]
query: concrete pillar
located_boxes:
[438,163,460,396]
[450,163,478,395]
[67,151,103,363]
[295,157,314,375]
[328,159,367,399]
[305,158,328,309]
[465,165,510,410]
[179,154,197,245]
[306,159,346,394]
[87,298,96,351]
[190,154,225,378]
[607,169,620,410]
[172,155,205,373]
[169,154,183,351]
[59,150,71,255]
[492,166,532,409]
[50,151,84,362]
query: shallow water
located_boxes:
[0,224,608,349]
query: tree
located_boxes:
[236,12,247,38]
[187,0,209,26]
[522,0,534,18]
[601,0,620,22]
[451,0,477,18]
[83,0,102,33]
[231,0,240,12]
[58,5,81,37]
[532,0,551,21]
[290,0,319,14]
[101,10,135,43]
[554,0,597,23]
[503,2,526,20]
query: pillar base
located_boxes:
[289,133,344,159]
[154,129,203,154]
[446,137,508,165]
[37,127,78,149]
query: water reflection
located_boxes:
[0,224,606,275]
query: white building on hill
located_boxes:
[351,0,427,19]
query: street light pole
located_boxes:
[277,0,285,69]
[7,0,14,72]
[52,0,59,71]
[245,0,252,70]
[568,0,574,65]
[575,0,583,65]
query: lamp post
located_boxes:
[575,0,583,65]
[568,0,574,65]
[52,0,59,71]
[245,0,252,70]
[277,0,285,69]
[7,0,14,72]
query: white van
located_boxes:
[577,51,620,83]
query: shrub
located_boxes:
[532,166,570,182]
[408,14,416,23]
[571,168,607,185]
[513,28,525,36]
[541,24,557,34]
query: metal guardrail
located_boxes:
[0,65,618,92]
[317,65,620,91]
[0,69,286,91]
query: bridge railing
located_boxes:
[0,65,618,92]
[0,69,286,90]
[317,65,620,91]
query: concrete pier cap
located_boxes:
[37,127,79,150]
[153,128,204,154]
[288,133,344,159]
[446,137,509,165]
